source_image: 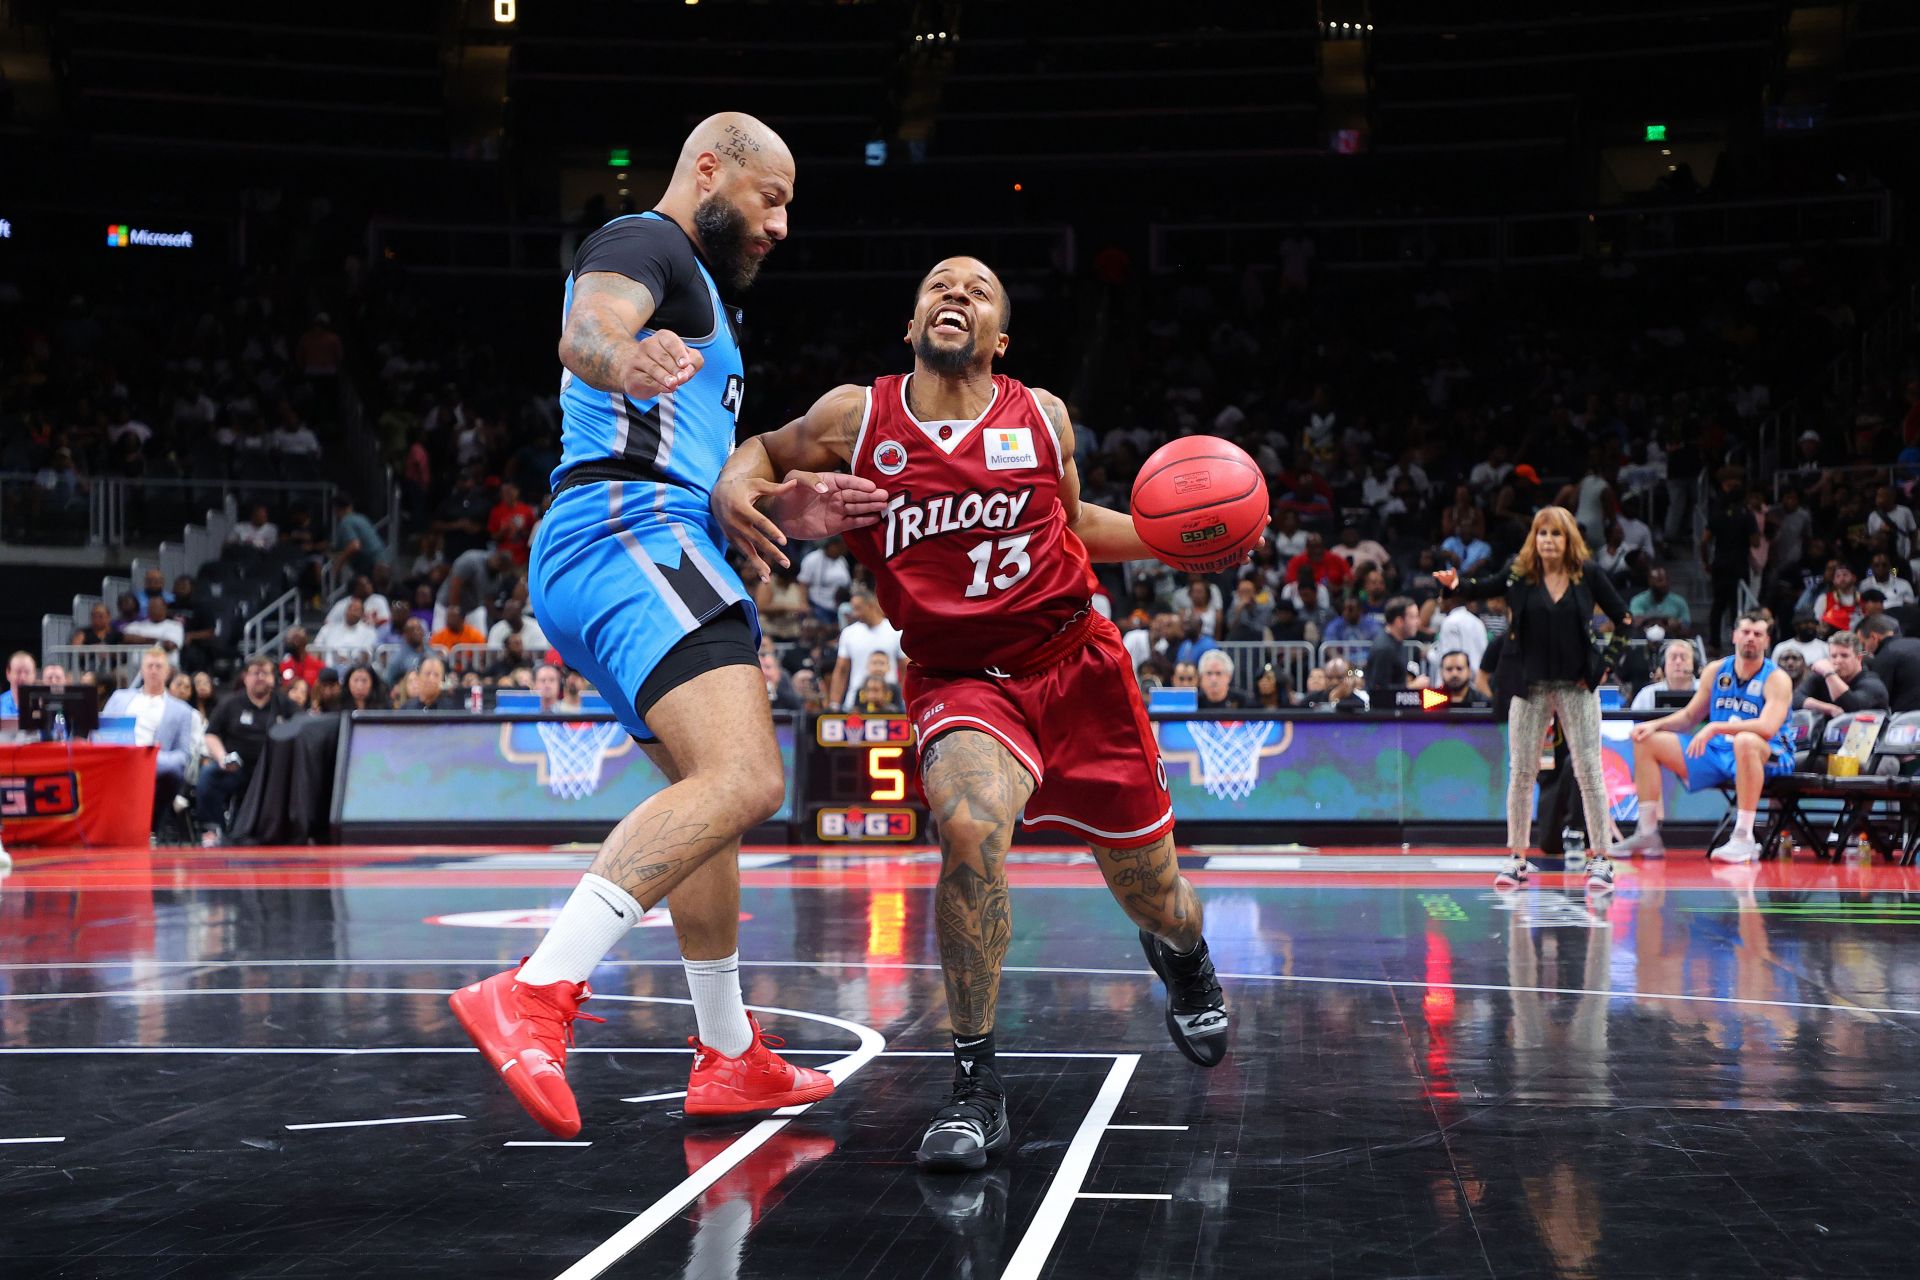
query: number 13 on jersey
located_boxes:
[964,533,1032,598]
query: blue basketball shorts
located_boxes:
[1682,734,1794,792]
[529,479,760,743]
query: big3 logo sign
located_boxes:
[0,772,79,819]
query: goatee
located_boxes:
[913,328,976,375]
[693,195,765,292]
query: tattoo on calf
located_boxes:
[596,808,724,903]
[1095,837,1202,951]
[924,733,1032,1036]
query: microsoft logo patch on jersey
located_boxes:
[985,427,1037,471]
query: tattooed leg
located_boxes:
[585,663,785,909]
[1091,834,1204,953]
[921,730,1036,1037]
[641,742,741,962]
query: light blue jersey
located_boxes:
[534,211,758,742]
[1685,655,1795,791]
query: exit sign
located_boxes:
[1644,123,1667,142]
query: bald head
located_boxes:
[658,113,795,290]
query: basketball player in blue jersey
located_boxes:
[451,113,889,1139]
[1615,609,1796,863]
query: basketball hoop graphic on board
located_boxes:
[1154,719,1292,802]
[499,720,633,799]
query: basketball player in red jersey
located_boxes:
[713,256,1230,1172]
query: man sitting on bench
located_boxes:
[1615,610,1796,864]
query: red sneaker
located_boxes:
[449,960,605,1138]
[684,1014,835,1116]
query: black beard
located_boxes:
[693,195,763,292]
[913,326,978,375]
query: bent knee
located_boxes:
[1733,733,1767,759]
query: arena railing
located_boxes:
[41,644,156,683]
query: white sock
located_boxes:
[1734,809,1756,842]
[518,874,640,986]
[1640,800,1663,828]
[684,952,754,1057]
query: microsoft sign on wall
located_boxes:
[106,224,194,249]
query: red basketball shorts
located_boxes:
[903,615,1174,848]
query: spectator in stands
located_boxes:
[72,602,121,647]
[831,587,902,709]
[1595,522,1637,592]
[432,468,491,559]
[134,567,172,612]
[1172,613,1221,667]
[1863,552,1916,608]
[376,599,413,649]
[1776,647,1810,705]
[1436,650,1489,708]
[103,648,196,834]
[271,401,321,460]
[1331,522,1388,574]
[798,535,853,625]
[1304,656,1365,710]
[1868,485,1916,562]
[284,679,311,710]
[1628,566,1692,638]
[1280,567,1332,636]
[386,621,433,687]
[1429,587,1487,679]
[1858,615,1920,713]
[1223,578,1273,642]
[486,596,547,656]
[330,493,388,578]
[279,626,324,688]
[791,668,825,712]
[312,669,344,713]
[760,643,801,711]
[1766,488,1810,598]
[295,312,344,378]
[314,598,379,669]
[344,665,386,711]
[1811,561,1862,633]
[41,664,68,692]
[409,530,449,582]
[326,575,392,631]
[753,564,810,643]
[436,545,511,635]
[170,576,216,666]
[1630,640,1701,710]
[1776,610,1829,668]
[488,481,538,567]
[190,670,218,720]
[1179,579,1221,637]
[1798,631,1888,718]
[0,650,35,718]
[167,671,207,782]
[1196,650,1245,710]
[855,672,901,714]
[200,655,296,844]
[1253,664,1290,708]
[229,502,279,551]
[484,634,532,680]
[123,595,184,657]
[532,663,577,714]
[114,591,141,633]
[432,608,486,654]
[1170,662,1199,689]
[1286,532,1350,592]
[1365,598,1426,698]
[1322,595,1381,645]
[401,655,461,711]
[1270,509,1307,562]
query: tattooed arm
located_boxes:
[921,730,1035,1036]
[713,384,886,580]
[1032,387,1155,564]
[557,272,704,399]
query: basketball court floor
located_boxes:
[5,841,1920,1278]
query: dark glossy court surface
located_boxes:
[5,843,1920,1279]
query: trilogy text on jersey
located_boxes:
[881,487,1035,557]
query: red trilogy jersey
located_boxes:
[843,373,1098,672]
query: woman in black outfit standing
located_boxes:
[1436,506,1629,892]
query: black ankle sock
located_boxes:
[1161,935,1207,972]
[953,1030,997,1079]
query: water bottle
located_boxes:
[50,709,68,742]
[468,685,484,713]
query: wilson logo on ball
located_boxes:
[1180,522,1229,544]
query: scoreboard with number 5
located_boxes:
[804,713,927,843]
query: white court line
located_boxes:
[0,1048,1123,1059]
[286,1113,464,1132]
[1074,1192,1172,1200]
[505,1141,591,1148]
[618,1091,687,1104]
[1106,1124,1187,1131]
[0,1136,65,1145]
[1001,1054,1139,1280]
[552,1003,886,1280]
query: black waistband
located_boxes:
[555,458,673,494]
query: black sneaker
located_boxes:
[916,1064,1010,1173]
[1139,930,1230,1067]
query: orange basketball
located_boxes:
[1130,435,1269,573]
